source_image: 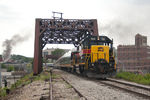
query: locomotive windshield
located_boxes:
[82,36,113,49]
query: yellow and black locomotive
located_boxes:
[55,35,116,78]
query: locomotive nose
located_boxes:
[94,59,109,73]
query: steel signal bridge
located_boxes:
[33,18,98,75]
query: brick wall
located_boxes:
[117,34,150,73]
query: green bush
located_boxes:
[0,87,8,97]
[115,72,150,85]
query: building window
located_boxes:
[43,52,48,57]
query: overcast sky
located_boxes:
[0,0,150,57]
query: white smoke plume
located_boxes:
[2,34,30,62]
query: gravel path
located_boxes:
[55,69,149,100]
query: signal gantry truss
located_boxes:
[34,18,98,75]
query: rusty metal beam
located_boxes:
[33,18,98,75]
[33,19,43,75]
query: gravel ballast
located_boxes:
[4,69,149,100]
[55,69,149,100]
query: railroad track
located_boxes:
[98,78,150,99]
[61,76,87,100]
[54,68,150,99]
[49,69,87,100]
[107,78,150,91]
[68,70,150,99]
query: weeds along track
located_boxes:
[98,78,150,99]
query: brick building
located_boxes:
[117,34,150,73]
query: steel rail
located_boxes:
[61,76,87,100]
[99,79,150,99]
[107,78,150,91]
[49,70,53,100]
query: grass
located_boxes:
[115,72,150,85]
[33,71,55,81]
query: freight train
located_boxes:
[54,35,116,78]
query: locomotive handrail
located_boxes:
[84,47,91,69]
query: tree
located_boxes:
[11,54,33,63]
[51,49,66,58]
